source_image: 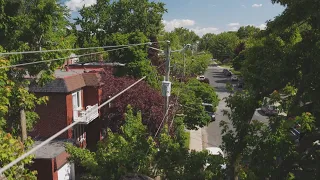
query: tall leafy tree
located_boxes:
[236,26,260,40]
[205,32,239,61]
[223,0,320,179]
[66,106,158,180]
[177,78,219,129]
[0,0,74,136]
[0,131,37,180]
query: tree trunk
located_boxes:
[20,108,27,142]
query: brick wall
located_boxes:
[30,93,70,139]
[66,93,73,139]
[31,159,57,180]
[83,87,98,107]
[83,86,102,150]
[54,151,70,171]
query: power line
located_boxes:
[0,76,146,174]
[0,41,164,56]
[169,91,181,130]
[154,106,171,138]
[149,47,164,53]
[0,46,130,69]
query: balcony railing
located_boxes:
[74,104,99,124]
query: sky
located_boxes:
[63,0,286,37]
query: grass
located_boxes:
[230,69,241,76]
[184,131,190,149]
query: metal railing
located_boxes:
[74,104,99,124]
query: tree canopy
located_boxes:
[199,32,239,61]
[219,0,320,179]
[67,107,224,180]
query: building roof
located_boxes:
[28,67,105,93]
[33,140,67,159]
[29,74,86,93]
[82,73,103,86]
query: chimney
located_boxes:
[65,59,70,72]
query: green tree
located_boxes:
[223,0,320,178]
[105,32,159,88]
[172,27,200,46]
[207,32,239,61]
[236,26,260,40]
[74,0,166,40]
[0,131,37,180]
[177,79,219,129]
[199,33,216,52]
[0,0,72,136]
[155,117,225,179]
[66,106,158,180]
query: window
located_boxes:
[72,90,82,110]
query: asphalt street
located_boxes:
[202,63,268,149]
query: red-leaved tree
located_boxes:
[99,67,175,135]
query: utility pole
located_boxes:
[162,41,171,127]
[183,49,186,77]
[20,108,27,142]
[21,38,42,142]
[183,44,191,77]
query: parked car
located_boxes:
[261,104,279,116]
[231,76,238,81]
[208,112,216,122]
[205,147,227,170]
[237,81,244,88]
[261,97,287,116]
[198,75,210,84]
[198,75,206,80]
[202,103,215,122]
[223,69,232,76]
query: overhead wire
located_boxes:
[0,41,165,56]
[0,76,147,174]
[0,46,130,69]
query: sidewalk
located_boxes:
[189,128,203,151]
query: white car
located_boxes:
[198,75,206,80]
[205,147,227,169]
[231,76,238,81]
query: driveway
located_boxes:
[201,63,268,149]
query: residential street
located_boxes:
[201,63,268,149]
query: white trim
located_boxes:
[72,90,82,110]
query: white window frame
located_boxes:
[72,90,82,110]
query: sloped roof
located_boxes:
[82,73,103,86]
[29,74,86,93]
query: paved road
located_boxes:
[202,64,268,149]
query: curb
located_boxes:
[201,127,208,150]
[189,127,203,151]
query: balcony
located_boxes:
[74,104,99,124]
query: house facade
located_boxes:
[28,66,107,180]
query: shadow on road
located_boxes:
[212,75,226,78]
[215,79,230,84]
[257,109,268,116]
[213,86,230,93]
[209,64,218,67]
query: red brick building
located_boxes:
[27,66,107,180]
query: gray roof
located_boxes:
[33,141,67,159]
[29,74,86,93]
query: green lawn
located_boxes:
[230,69,241,76]
[185,131,190,149]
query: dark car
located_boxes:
[237,81,244,88]
[208,112,216,122]
[202,103,216,122]
[223,69,232,76]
